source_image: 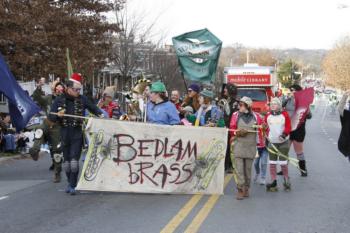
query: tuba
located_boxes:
[120,92,139,121]
[132,77,151,95]
[120,77,151,122]
[132,77,151,122]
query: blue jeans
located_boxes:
[4,134,16,151]
[254,147,268,179]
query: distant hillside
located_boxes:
[271,48,327,73]
[219,46,327,74]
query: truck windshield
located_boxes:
[237,89,267,102]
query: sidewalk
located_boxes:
[0,153,28,164]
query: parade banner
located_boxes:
[77,119,227,194]
[291,87,314,131]
[172,28,222,83]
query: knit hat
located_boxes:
[188,84,200,93]
[103,87,115,98]
[200,89,214,99]
[182,106,194,113]
[240,96,253,108]
[70,73,82,89]
[270,97,282,110]
[150,81,166,93]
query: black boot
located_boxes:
[298,160,308,177]
[29,148,39,161]
[266,180,278,192]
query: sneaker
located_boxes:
[253,174,259,183]
[65,185,71,194]
[69,187,76,195]
[259,178,266,185]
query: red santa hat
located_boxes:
[70,73,83,88]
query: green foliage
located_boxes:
[277,60,301,87]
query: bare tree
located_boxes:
[111,0,164,90]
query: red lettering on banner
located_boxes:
[111,133,198,189]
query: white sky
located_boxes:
[110,0,350,49]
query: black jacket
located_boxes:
[338,110,350,157]
[49,93,102,125]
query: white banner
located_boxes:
[77,119,227,194]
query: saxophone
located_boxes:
[193,139,226,190]
[83,130,111,181]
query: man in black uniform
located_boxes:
[49,73,103,195]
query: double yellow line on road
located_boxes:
[160,174,233,233]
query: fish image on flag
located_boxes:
[172,28,222,83]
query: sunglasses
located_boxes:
[239,103,246,107]
[188,89,193,92]
[71,88,81,92]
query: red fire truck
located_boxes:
[223,64,277,114]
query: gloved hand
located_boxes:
[236,129,248,137]
[261,123,268,131]
[57,107,65,117]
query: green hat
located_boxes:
[150,81,166,93]
[200,89,214,99]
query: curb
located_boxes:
[0,154,28,164]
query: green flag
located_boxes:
[66,48,73,79]
[172,28,222,83]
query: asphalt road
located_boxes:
[1,95,349,233]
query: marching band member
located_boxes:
[146,81,180,125]
[98,87,123,119]
[49,73,103,195]
[221,83,240,173]
[195,90,224,127]
[29,81,65,183]
[264,98,292,192]
[180,83,201,115]
[229,97,264,200]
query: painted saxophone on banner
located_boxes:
[84,130,112,181]
[193,139,225,190]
